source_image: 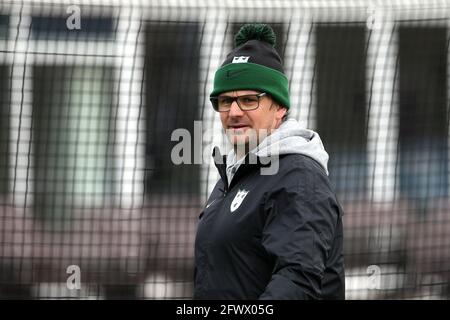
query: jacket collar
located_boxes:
[212,146,273,190]
[212,146,228,186]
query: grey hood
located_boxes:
[226,118,329,184]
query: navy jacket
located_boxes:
[194,149,345,299]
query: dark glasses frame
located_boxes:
[210,92,267,112]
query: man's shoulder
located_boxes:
[277,154,341,211]
[276,153,336,195]
[279,153,327,177]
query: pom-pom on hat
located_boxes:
[210,24,290,109]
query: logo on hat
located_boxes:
[232,56,250,63]
[230,189,249,213]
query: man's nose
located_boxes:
[228,100,244,117]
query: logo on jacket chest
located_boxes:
[230,189,249,213]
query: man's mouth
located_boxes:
[228,125,250,133]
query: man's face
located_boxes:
[219,90,287,148]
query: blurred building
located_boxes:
[0,0,449,299]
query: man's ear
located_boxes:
[275,106,287,121]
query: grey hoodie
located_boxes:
[225,118,329,185]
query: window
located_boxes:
[33,65,115,227]
[31,15,115,41]
[0,65,9,194]
[0,15,8,39]
[398,26,448,202]
[315,24,368,200]
[145,22,200,194]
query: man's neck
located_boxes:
[233,143,261,161]
[234,145,249,161]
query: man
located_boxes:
[194,24,345,299]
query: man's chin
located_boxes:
[229,135,249,146]
[228,135,260,150]
[226,129,260,150]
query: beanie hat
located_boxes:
[210,24,290,109]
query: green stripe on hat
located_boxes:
[210,62,290,109]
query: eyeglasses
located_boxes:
[210,92,267,112]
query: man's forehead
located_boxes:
[218,90,261,97]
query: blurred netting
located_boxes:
[0,0,450,299]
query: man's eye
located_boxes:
[219,98,233,104]
[242,97,257,103]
